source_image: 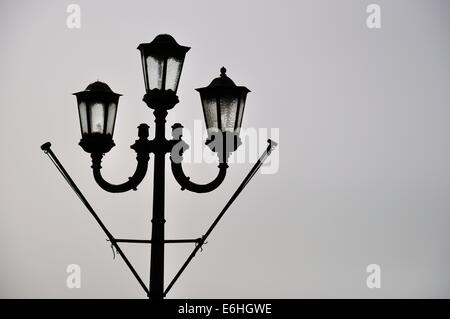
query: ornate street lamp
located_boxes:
[72,34,249,299]
[42,34,277,299]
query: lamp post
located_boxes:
[72,34,250,299]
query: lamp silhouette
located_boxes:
[74,34,248,299]
[41,34,276,299]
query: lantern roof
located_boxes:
[86,81,113,92]
[196,67,250,93]
[73,81,122,96]
[137,34,190,57]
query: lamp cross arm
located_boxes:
[91,151,150,193]
[169,138,228,193]
[89,123,153,193]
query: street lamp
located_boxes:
[72,34,250,299]
[42,33,277,299]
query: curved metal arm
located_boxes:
[170,140,228,193]
[91,152,150,193]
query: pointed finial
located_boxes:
[220,66,227,77]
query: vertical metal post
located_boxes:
[149,109,167,299]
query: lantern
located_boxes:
[73,81,121,153]
[137,34,190,93]
[196,67,250,135]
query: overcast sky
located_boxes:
[1,0,450,298]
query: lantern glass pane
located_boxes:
[78,101,88,134]
[90,102,105,134]
[141,55,149,91]
[146,55,164,90]
[165,56,182,92]
[219,96,238,132]
[201,96,219,132]
[106,102,117,135]
[235,93,247,133]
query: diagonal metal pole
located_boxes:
[40,142,149,295]
[164,139,278,297]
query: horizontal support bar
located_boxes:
[112,238,202,244]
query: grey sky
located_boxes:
[1,0,450,298]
